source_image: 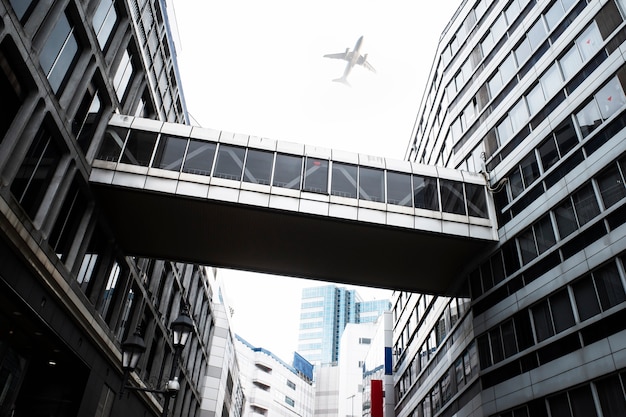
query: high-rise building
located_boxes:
[395,0,626,417]
[0,1,215,416]
[298,285,390,366]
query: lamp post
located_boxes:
[119,307,194,417]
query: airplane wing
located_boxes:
[357,56,376,73]
[324,52,350,61]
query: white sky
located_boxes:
[168,0,461,361]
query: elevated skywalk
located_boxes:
[89,115,498,295]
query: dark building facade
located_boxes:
[393,0,626,416]
[0,1,215,416]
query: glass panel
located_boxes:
[527,83,546,115]
[214,145,245,180]
[548,392,572,417]
[97,126,128,162]
[466,183,488,218]
[532,300,554,342]
[497,117,514,145]
[514,38,532,66]
[273,154,302,189]
[596,375,626,417]
[554,200,578,238]
[541,63,563,98]
[518,227,538,264]
[120,130,157,166]
[572,183,600,226]
[545,1,565,30]
[182,140,216,176]
[520,153,540,189]
[534,215,556,254]
[560,46,583,80]
[501,320,517,358]
[554,119,578,156]
[489,328,504,363]
[527,19,547,50]
[593,263,626,311]
[331,162,357,198]
[569,385,598,417]
[387,171,412,206]
[153,135,187,171]
[510,100,529,132]
[303,157,328,193]
[243,149,273,185]
[550,289,575,333]
[539,137,559,171]
[48,30,78,93]
[414,176,439,210]
[359,166,384,202]
[573,276,601,321]
[576,21,602,61]
[509,168,524,199]
[440,179,465,215]
[39,14,72,75]
[596,76,626,120]
[597,164,626,208]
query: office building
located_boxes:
[234,335,314,417]
[395,0,626,417]
[298,285,390,366]
[0,0,217,416]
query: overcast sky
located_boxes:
[168,0,461,361]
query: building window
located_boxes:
[244,149,274,185]
[92,0,118,49]
[214,145,245,181]
[113,50,133,102]
[0,41,29,144]
[49,179,87,261]
[72,82,104,154]
[39,11,80,93]
[531,288,575,343]
[9,0,36,22]
[273,153,302,190]
[285,396,295,407]
[11,126,62,219]
[286,380,296,390]
[572,262,626,321]
[303,157,328,193]
[331,162,358,198]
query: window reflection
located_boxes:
[359,167,384,202]
[387,172,412,207]
[303,157,328,193]
[273,154,302,189]
[440,179,466,215]
[120,130,157,166]
[153,134,187,171]
[183,140,216,176]
[214,145,245,180]
[243,149,273,185]
[331,162,357,198]
[414,176,439,210]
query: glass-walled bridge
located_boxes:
[89,115,498,295]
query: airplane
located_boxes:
[323,35,376,86]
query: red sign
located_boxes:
[371,380,383,417]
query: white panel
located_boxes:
[91,159,117,169]
[108,114,133,127]
[116,163,148,175]
[276,140,305,155]
[161,121,192,137]
[329,204,358,220]
[180,172,211,184]
[248,135,277,151]
[219,131,248,146]
[469,225,497,240]
[145,176,178,194]
[130,117,162,132]
[269,195,300,211]
[176,181,209,199]
[359,199,386,211]
[359,154,385,168]
[147,167,179,180]
[112,171,146,189]
[208,186,240,203]
[331,148,359,164]
[386,212,414,228]
[210,177,241,189]
[300,192,330,203]
[357,207,386,224]
[442,220,469,237]
[385,158,412,173]
[411,163,438,177]
[89,168,114,184]
[239,190,270,207]
[414,217,443,233]
[240,182,271,193]
[304,145,332,159]
[299,199,329,216]
[329,195,358,207]
[191,126,220,141]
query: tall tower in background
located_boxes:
[395,0,626,416]
[298,285,390,366]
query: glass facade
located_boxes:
[298,285,390,365]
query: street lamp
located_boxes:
[119,307,194,417]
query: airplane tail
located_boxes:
[333,76,351,87]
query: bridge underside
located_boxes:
[93,184,493,295]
